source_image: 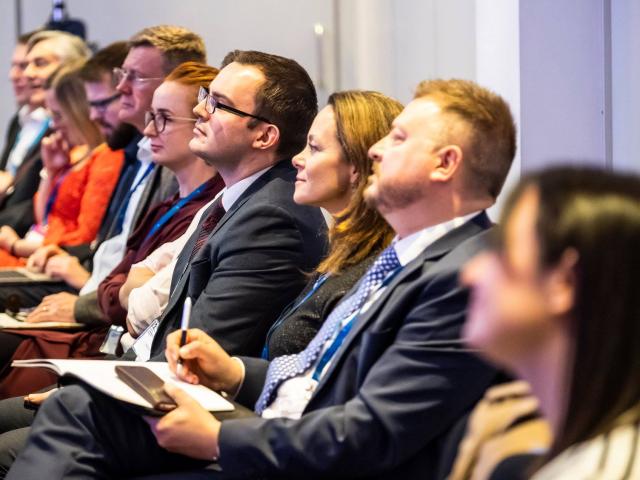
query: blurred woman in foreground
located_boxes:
[463,166,640,479]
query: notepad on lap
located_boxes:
[0,267,61,284]
[0,313,84,330]
[11,359,234,413]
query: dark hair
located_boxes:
[129,25,206,74]
[78,41,129,85]
[501,166,640,459]
[317,91,400,274]
[221,50,318,159]
[415,79,516,200]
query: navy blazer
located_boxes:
[148,159,327,359]
[220,212,498,479]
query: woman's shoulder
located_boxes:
[533,416,640,479]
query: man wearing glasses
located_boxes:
[0,27,209,474]
[19,26,207,328]
[0,30,90,239]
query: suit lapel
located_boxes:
[164,159,295,321]
[314,212,492,390]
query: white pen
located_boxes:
[176,297,192,376]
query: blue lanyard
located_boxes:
[30,119,51,151]
[311,265,403,381]
[42,167,71,225]
[7,119,50,177]
[261,274,330,359]
[143,182,207,242]
[113,162,154,235]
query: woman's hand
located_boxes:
[0,226,19,251]
[41,131,70,175]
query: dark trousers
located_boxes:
[0,394,36,479]
[6,385,224,480]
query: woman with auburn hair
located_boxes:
[0,62,224,398]
[0,64,121,266]
[462,166,640,479]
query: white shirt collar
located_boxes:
[393,211,482,266]
[221,165,272,211]
[17,105,31,125]
[136,136,154,166]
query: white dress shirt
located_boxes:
[123,195,218,342]
[5,106,49,177]
[128,165,272,358]
[261,211,481,420]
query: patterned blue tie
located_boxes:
[255,245,401,414]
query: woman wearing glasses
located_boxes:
[122,90,401,364]
[462,167,640,479]
[0,64,122,267]
[0,62,224,398]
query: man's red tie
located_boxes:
[188,197,225,263]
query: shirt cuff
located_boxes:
[225,357,245,400]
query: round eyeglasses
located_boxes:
[145,111,197,134]
[197,86,271,124]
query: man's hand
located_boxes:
[144,383,221,460]
[26,292,78,323]
[26,244,68,272]
[165,328,243,393]
[44,255,90,290]
[0,226,19,251]
[0,171,14,194]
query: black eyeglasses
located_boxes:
[88,92,122,112]
[145,111,197,134]
[197,86,271,124]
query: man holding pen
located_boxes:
[9,79,516,479]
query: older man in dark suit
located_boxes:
[7,78,515,479]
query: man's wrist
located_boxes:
[225,357,245,400]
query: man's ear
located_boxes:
[253,124,280,151]
[546,248,579,316]
[430,145,463,183]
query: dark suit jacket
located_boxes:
[0,128,50,236]
[148,159,327,359]
[219,212,498,479]
[0,113,20,171]
[264,255,376,359]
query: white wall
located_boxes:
[611,0,640,174]
[1,0,633,185]
[519,0,610,171]
[475,0,520,218]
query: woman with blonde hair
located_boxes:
[0,64,122,266]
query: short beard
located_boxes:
[107,123,139,150]
[365,179,423,212]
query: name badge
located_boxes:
[131,319,160,361]
[99,325,125,355]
